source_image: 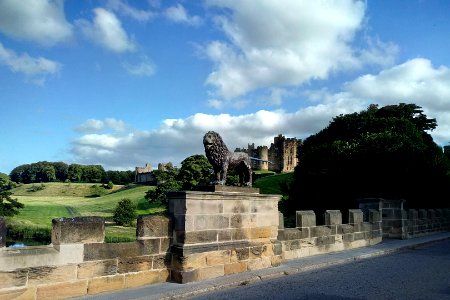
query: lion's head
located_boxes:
[203,131,229,167]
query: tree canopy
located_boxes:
[290,103,448,217]
[177,155,213,190]
[0,177,24,217]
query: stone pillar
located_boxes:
[324,210,342,226]
[0,217,5,248]
[168,188,281,283]
[52,216,105,246]
[380,199,406,239]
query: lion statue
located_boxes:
[203,131,252,186]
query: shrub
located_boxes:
[105,181,114,189]
[113,198,137,226]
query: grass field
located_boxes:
[7,183,161,244]
[254,172,293,195]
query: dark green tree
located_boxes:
[290,103,448,218]
[0,177,24,216]
[68,164,83,182]
[145,166,181,206]
[177,155,213,190]
[113,198,137,226]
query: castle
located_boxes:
[236,134,300,173]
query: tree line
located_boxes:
[9,162,135,185]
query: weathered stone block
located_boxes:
[418,209,427,219]
[172,252,207,271]
[195,215,230,230]
[171,269,198,283]
[136,215,172,238]
[153,253,171,270]
[231,228,251,240]
[206,250,231,266]
[78,260,118,279]
[247,257,271,271]
[223,200,251,214]
[87,274,125,295]
[339,224,354,234]
[324,210,342,225]
[224,262,247,275]
[124,270,169,288]
[0,270,28,289]
[296,211,316,228]
[310,226,332,237]
[273,241,282,255]
[256,213,278,227]
[52,217,104,245]
[197,265,224,280]
[343,233,354,242]
[0,287,36,300]
[118,256,153,273]
[230,214,255,228]
[28,265,77,286]
[271,255,282,267]
[37,280,88,299]
[0,217,5,248]
[84,241,143,261]
[354,232,365,240]
[178,230,219,244]
[232,248,249,261]
[428,209,436,219]
[369,209,381,223]
[348,209,363,224]
[250,227,276,239]
[279,212,284,229]
[186,199,223,215]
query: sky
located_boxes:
[1,0,450,174]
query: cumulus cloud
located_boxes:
[204,0,366,100]
[71,100,365,169]
[165,4,202,26]
[0,0,73,46]
[106,0,155,22]
[0,42,61,84]
[75,118,126,133]
[76,8,136,53]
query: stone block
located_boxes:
[223,200,251,214]
[251,199,277,214]
[273,241,282,255]
[178,230,219,244]
[118,256,153,273]
[231,248,249,261]
[338,224,354,234]
[428,209,436,219]
[250,227,276,239]
[171,269,198,283]
[197,265,224,281]
[324,210,342,225]
[296,211,316,228]
[84,241,142,261]
[418,209,427,219]
[28,265,77,286]
[153,253,172,270]
[194,215,230,230]
[231,228,251,240]
[36,280,88,299]
[271,255,282,267]
[124,270,169,288]
[279,212,284,229]
[87,274,125,295]
[224,262,247,275]
[435,209,444,218]
[343,233,354,243]
[78,260,118,279]
[206,250,231,266]
[186,199,223,215]
[136,215,172,238]
[0,217,5,248]
[281,228,309,240]
[52,216,104,245]
[0,270,28,289]
[247,257,271,271]
[172,215,194,232]
[256,213,278,227]
[0,287,36,300]
[348,209,363,224]
[310,226,332,237]
[172,252,207,271]
[354,232,365,240]
[408,209,418,220]
[369,209,381,223]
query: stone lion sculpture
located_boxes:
[203,131,252,186]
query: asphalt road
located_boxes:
[190,239,450,300]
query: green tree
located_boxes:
[113,198,137,226]
[290,103,448,218]
[68,164,83,182]
[0,177,24,216]
[145,166,181,206]
[177,155,213,190]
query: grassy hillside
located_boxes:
[7,183,161,243]
[254,172,293,195]
[11,182,122,197]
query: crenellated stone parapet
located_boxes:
[278,209,382,260]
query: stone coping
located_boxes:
[196,185,260,194]
[168,190,280,200]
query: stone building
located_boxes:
[236,134,300,173]
[135,163,155,183]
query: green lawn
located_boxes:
[7,183,162,243]
[254,172,293,195]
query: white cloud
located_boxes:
[71,99,364,169]
[358,36,399,68]
[76,8,136,53]
[0,42,61,84]
[122,57,156,77]
[107,0,155,22]
[165,4,202,26]
[0,0,73,46]
[75,118,127,133]
[204,0,367,100]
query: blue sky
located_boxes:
[1,0,450,173]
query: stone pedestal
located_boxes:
[168,190,281,283]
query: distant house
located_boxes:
[135,163,156,184]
